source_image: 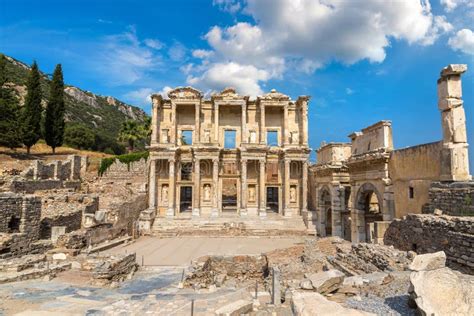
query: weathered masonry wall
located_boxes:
[384,214,474,274]
[389,141,443,218]
[422,181,474,216]
[101,159,148,182]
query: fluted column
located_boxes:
[284,159,291,217]
[193,158,201,217]
[240,159,248,216]
[214,103,219,145]
[241,103,247,144]
[260,103,265,144]
[302,161,308,215]
[171,103,177,145]
[148,159,157,211]
[195,103,200,144]
[166,158,176,217]
[302,103,308,146]
[211,158,219,217]
[259,160,266,218]
[283,105,288,145]
[151,102,158,144]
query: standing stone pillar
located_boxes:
[148,159,157,211]
[241,103,247,144]
[259,160,267,218]
[331,185,343,238]
[171,103,177,145]
[284,159,291,217]
[437,64,471,181]
[240,159,248,216]
[301,161,308,215]
[193,158,201,217]
[166,158,176,218]
[211,158,219,217]
[283,105,289,145]
[260,103,265,144]
[53,161,62,180]
[151,97,159,144]
[195,103,200,144]
[301,98,309,146]
[214,104,219,144]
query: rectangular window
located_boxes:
[409,187,414,199]
[267,131,279,146]
[224,130,236,149]
[181,130,193,145]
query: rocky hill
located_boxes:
[2,54,148,153]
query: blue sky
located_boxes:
[1,0,473,166]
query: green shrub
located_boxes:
[64,123,95,150]
[98,151,149,176]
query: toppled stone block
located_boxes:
[306,269,345,294]
[409,251,446,272]
[291,291,375,316]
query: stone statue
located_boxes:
[290,186,296,202]
[249,131,257,143]
[204,184,211,201]
[204,130,211,143]
[249,186,256,201]
[162,185,168,204]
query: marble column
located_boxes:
[193,158,201,217]
[214,103,219,144]
[148,159,157,211]
[284,159,291,217]
[283,105,289,145]
[242,103,247,144]
[301,161,308,216]
[259,160,266,218]
[166,158,176,218]
[195,103,200,144]
[211,158,219,217]
[260,103,265,144]
[171,103,177,145]
[151,102,158,144]
[302,103,308,146]
[240,159,248,216]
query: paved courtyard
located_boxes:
[105,236,305,266]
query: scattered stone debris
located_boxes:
[84,253,138,286]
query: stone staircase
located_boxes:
[151,212,309,237]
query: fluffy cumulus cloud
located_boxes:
[124,87,154,105]
[213,0,242,14]
[187,0,453,96]
[448,28,474,55]
[440,0,473,12]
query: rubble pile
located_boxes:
[82,253,138,286]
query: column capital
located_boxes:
[168,158,176,163]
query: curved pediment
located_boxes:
[168,86,203,100]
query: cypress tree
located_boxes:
[0,54,22,149]
[44,64,65,154]
[21,61,43,154]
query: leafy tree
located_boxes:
[21,61,43,154]
[0,54,22,149]
[44,64,65,153]
[118,120,143,152]
[64,123,95,150]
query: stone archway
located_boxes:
[319,187,332,236]
[355,183,384,242]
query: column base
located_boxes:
[192,208,200,217]
[283,208,293,218]
[240,209,248,217]
[166,208,175,218]
[211,208,219,217]
[259,208,267,218]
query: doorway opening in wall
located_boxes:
[363,191,383,242]
[222,178,238,212]
[180,186,193,212]
[266,187,279,213]
[326,208,332,236]
[224,130,236,149]
[8,216,20,233]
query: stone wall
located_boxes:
[101,159,147,181]
[384,214,473,274]
[422,181,474,216]
[10,179,81,193]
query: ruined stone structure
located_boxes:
[142,87,310,229]
[309,64,471,243]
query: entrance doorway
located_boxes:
[222,179,238,212]
[325,208,332,236]
[266,187,279,213]
[180,186,192,212]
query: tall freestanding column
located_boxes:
[301,161,308,215]
[193,158,201,217]
[259,160,266,217]
[438,64,471,181]
[148,159,157,211]
[284,159,291,217]
[283,105,289,145]
[211,158,219,217]
[240,159,248,216]
[166,158,176,218]
[242,103,247,144]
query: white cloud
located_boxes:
[187,0,453,95]
[168,42,186,61]
[213,0,241,14]
[192,49,214,59]
[440,0,473,12]
[158,86,173,98]
[448,28,474,55]
[346,88,355,95]
[124,87,153,105]
[144,38,163,50]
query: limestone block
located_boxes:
[437,76,462,100]
[440,144,471,181]
[307,269,345,294]
[441,106,467,143]
[409,251,446,272]
[440,64,467,77]
[438,98,463,111]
